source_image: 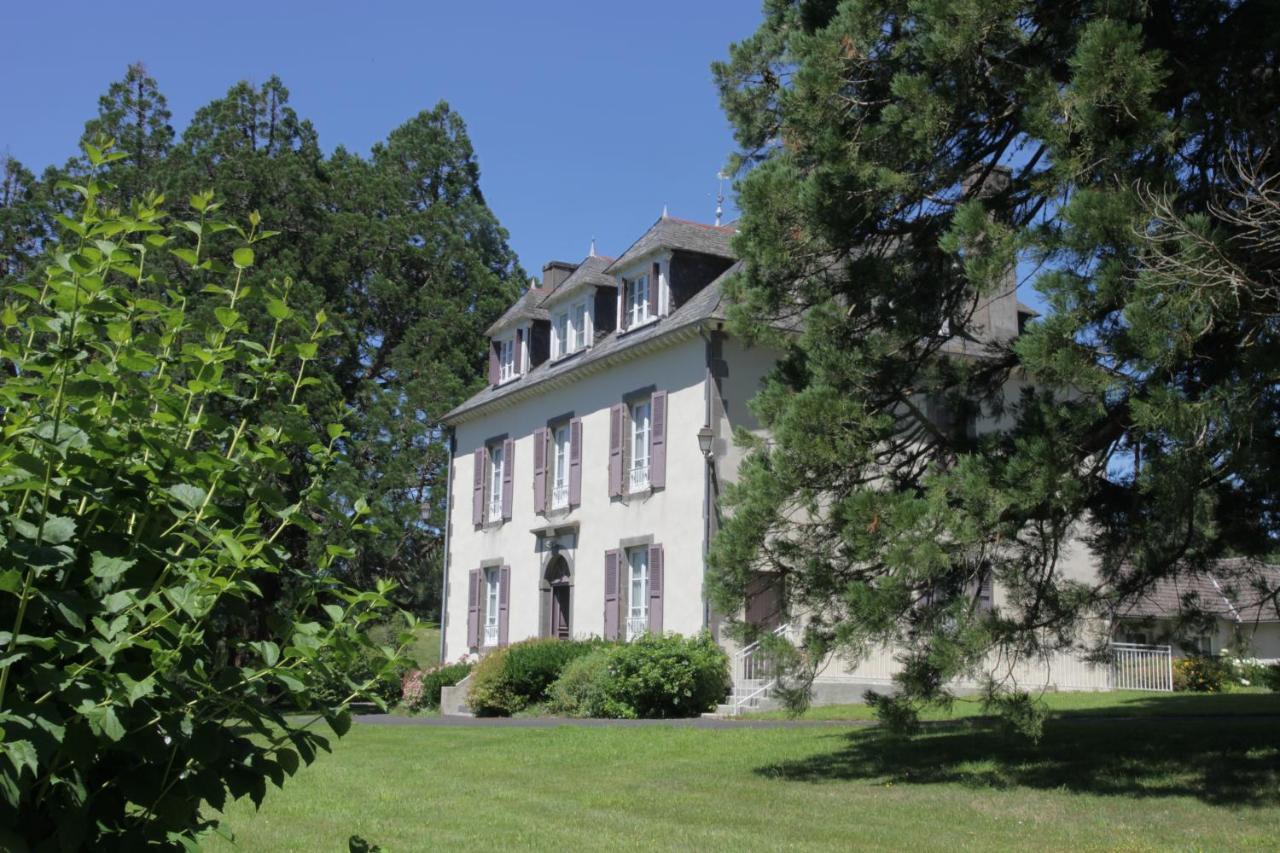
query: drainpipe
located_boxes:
[437,426,456,664]
[699,322,724,633]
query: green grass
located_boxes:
[211,696,1280,851]
[368,620,440,670]
[745,688,1280,721]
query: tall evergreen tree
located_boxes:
[0,157,48,284]
[710,0,1280,726]
[77,62,174,206]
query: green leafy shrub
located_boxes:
[405,661,473,711]
[1263,663,1280,692]
[1173,656,1229,692]
[468,638,607,716]
[0,144,409,851]
[547,649,614,717]
[599,633,731,718]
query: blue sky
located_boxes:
[2,1,762,276]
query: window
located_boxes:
[551,424,570,510]
[626,547,649,640]
[483,567,500,646]
[497,336,515,382]
[552,311,569,358]
[572,300,588,348]
[626,274,650,327]
[487,443,505,523]
[629,399,650,491]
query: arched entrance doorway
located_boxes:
[543,554,572,640]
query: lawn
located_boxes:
[211,694,1280,851]
[746,688,1280,721]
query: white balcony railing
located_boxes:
[628,464,649,492]
[551,482,569,510]
[487,497,503,524]
[483,623,498,647]
[626,617,647,641]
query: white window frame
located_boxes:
[483,567,500,646]
[551,423,570,510]
[552,311,570,359]
[626,547,649,641]
[629,399,651,492]
[487,443,505,523]
[497,335,516,383]
[572,299,589,350]
[626,274,650,328]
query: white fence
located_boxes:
[1110,642,1174,691]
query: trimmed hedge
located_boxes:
[403,661,473,710]
[468,638,609,716]
[549,633,731,719]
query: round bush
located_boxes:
[1173,656,1229,692]
[468,638,607,716]
[547,649,614,717]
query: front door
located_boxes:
[551,584,571,639]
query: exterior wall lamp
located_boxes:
[697,425,715,459]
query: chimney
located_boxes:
[541,260,577,291]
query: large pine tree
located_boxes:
[710,0,1279,724]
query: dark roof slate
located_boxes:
[485,286,553,337]
[605,217,737,273]
[1120,559,1280,624]
[542,254,616,305]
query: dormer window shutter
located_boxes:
[488,341,499,385]
[649,390,667,489]
[514,328,524,374]
[472,448,485,526]
[617,283,627,331]
[568,417,583,507]
[650,262,660,317]
[608,403,624,497]
[501,437,515,520]
[532,427,548,515]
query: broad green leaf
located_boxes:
[296,342,318,359]
[39,516,76,545]
[166,484,207,511]
[266,297,292,321]
[90,553,135,582]
[2,740,37,777]
[326,709,352,737]
[171,247,199,267]
[232,247,254,269]
[0,570,22,595]
[215,307,240,329]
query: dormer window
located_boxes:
[625,274,650,328]
[497,336,515,382]
[551,298,593,360]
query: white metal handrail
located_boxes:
[483,624,498,647]
[628,465,649,492]
[728,624,792,715]
[626,617,647,641]
[551,483,569,509]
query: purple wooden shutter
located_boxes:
[501,437,514,520]
[568,417,582,507]
[488,341,498,385]
[498,565,511,646]
[648,543,663,634]
[649,262,660,316]
[604,550,620,641]
[467,568,480,648]
[514,328,524,373]
[532,427,548,515]
[472,448,485,526]
[649,390,667,489]
[608,404,624,497]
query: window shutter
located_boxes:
[617,284,627,331]
[604,550,620,641]
[501,437,515,520]
[649,262,660,317]
[541,585,553,638]
[488,341,498,385]
[648,543,664,634]
[532,427,548,515]
[472,448,485,526]
[498,565,511,646]
[514,328,524,373]
[568,417,583,507]
[608,404,624,497]
[649,390,667,489]
[467,568,481,648]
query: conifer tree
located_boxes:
[711,0,1280,728]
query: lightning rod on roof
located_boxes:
[588,237,596,258]
[716,171,727,226]
[661,204,668,219]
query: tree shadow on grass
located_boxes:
[756,716,1280,807]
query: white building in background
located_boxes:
[438,211,1180,711]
